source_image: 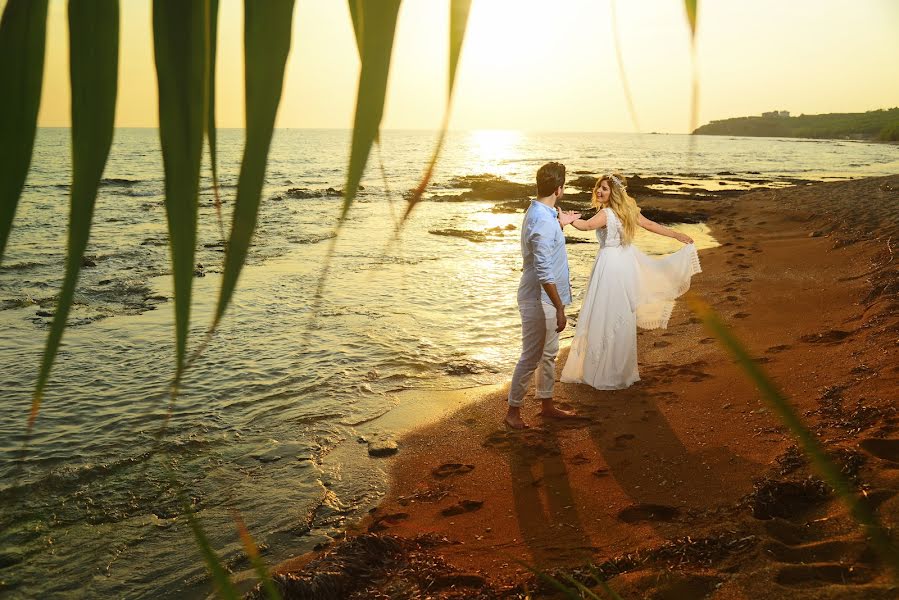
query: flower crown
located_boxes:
[606,174,625,189]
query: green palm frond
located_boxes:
[210,0,294,335]
[152,0,208,387]
[0,0,48,263]
[688,295,899,577]
[31,0,119,432]
[402,0,472,222]
[340,0,402,223]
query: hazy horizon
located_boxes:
[34,0,899,134]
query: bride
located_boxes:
[561,173,701,390]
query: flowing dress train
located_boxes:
[561,208,701,390]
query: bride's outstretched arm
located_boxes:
[571,210,607,231]
[638,214,693,243]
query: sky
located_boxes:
[34,0,899,133]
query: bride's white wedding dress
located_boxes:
[561,208,701,390]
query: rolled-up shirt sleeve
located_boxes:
[528,221,555,285]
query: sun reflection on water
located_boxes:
[465,129,525,177]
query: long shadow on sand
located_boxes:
[484,382,762,572]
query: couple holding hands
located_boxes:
[506,162,701,429]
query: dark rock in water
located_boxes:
[429,226,513,243]
[284,187,344,199]
[98,279,112,285]
[194,263,206,277]
[36,310,53,317]
[81,256,97,268]
[368,438,398,457]
[440,174,532,200]
[430,228,490,243]
[491,199,531,213]
[565,236,592,244]
[641,208,708,224]
[568,175,597,190]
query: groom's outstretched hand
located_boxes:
[556,307,567,332]
[558,211,581,227]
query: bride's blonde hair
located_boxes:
[592,173,640,245]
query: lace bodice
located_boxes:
[596,207,623,248]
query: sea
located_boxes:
[1,128,897,598]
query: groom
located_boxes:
[505,161,581,429]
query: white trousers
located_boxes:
[508,302,559,407]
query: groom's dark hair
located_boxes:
[536,162,566,197]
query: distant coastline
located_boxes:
[693,107,899,142]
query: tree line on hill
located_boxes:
[693,107,899,141]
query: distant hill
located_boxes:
[693,107,899,141]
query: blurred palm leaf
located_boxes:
[684,0,698,37]
[233,510,283,600]
[402,0,471,222]
[209,0,294,335]
[181,493,241,600]
[152,0,209,386]
[684,0,699,138]
[688,295,899,577]
[206,0,224,240]
[340,0,402,222]
[610,0,640,132]
[30,0,119,432]
[0,0,48,264]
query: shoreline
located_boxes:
[252,174,899,598]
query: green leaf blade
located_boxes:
[206,0,224,239]
[152,0,208,378]
[31,0,119,429]
[402,0,471,224]
[180,495,241,600]
[0,0,49,264]
[211,0,295,330]
[684,0,698,38]
[341,0,402,222]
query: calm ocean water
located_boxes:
[1,129,896,597]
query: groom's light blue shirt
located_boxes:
[517,199,571,307]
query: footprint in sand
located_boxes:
[859,438,899,463]
[762,539,872,564]
[733,312,750,319]
[800,330,851,344]
[432,463,475,478]
[570,452,591,465]
[699,337,715,345]
[368,512,410,532]
[440,499,484,517]
[766,344,791,354]
[725,295,740,302]
[483,430,560,457]
[613,433,635,448]
[774,563,873,587]
[653,340,671,348]
[616,504,679,523]
[762,517,885,589]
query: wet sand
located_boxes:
[257,175,899,599]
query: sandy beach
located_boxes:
[258,174,899,598]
